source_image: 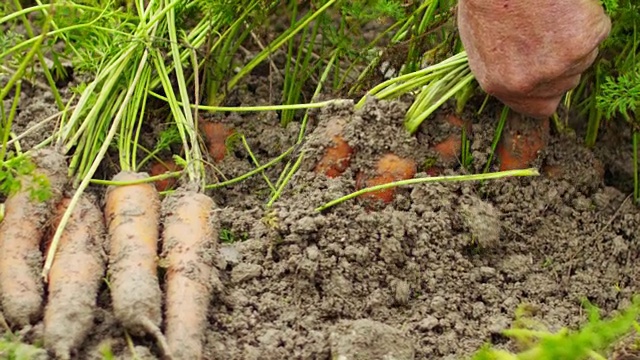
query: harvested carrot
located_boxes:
[200,122,234,163]
[161,190,218,360]
[150,159,181,192]
[497,114,550,171]
[314,117,355,178]
[104,171,170,357]
[0,148,67,328]
[357,153,417,207]
[43,195,106,360]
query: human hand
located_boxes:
[457,0,611,118]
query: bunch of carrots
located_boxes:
[0,120,232,360]
[0,164,211,360]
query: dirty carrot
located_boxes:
[43,195,106,360]
[497,114,549,171]
[104,171,171,357]
[0,148,67,328]
[425,113,471,176]
[357,153,417,208]
[161,190,218,360]
[314,118,354,178]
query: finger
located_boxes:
[527,74,582,98]
[564,47,599,77]
[499,95,564,119]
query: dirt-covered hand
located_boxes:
[457,0,611,118]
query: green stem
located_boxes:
[483,106,510,174]
[316,168,540,212]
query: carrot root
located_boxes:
[200,122,234,163]
[0,148,67,328]
[161,190,218,360]
[104,171,168,355]
[43,195,107,360]
[357,153,417,208]
[497,114,550,171]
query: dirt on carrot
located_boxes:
[104,171,170,357]
[356,153,417,208]
[161,190,220,360]
[496,113,550,171]
[0,148,68,328]
[421,112,471,176]
[43,195,107,360]
[312,116,355,178]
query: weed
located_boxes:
[219,228,247,244]
[0,333,46,360]
[470,297,640,360]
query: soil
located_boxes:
[2,55,640,360]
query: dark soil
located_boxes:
[2,61,640,360]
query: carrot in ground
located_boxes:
[150,159,182,192]
[314,118,355,178]
[356,153,417,208]
[314,135,354,178]
[0,148,67,328]
[104,171,170,357]
[497,114,550,171]
[425,113,471,176]
[43,195,106,360]
[200,122,234,163]
[161,190,218,360]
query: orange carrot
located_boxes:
[200,122,234,163]
[314,118,355,178]
[150,159,181,192]
[425,113,471,176]
[357,153,417,208]
[356,172,397,205]
[104,171,170,357]
[432,135,462,164]
[497,114,549,171]
[314,135,354,178]
[0,148,67,328]
[161,190,218,360]
[43,195,106,360]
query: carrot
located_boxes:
[356,153,417,208]
[161,190,217,360]
[314,135,354,178]
[104,171,170,357]
[43,195,106,360]
[0,148,67,328]
[425,113,471,176]
[497,114,550,171]
[355,172,397,205]
[200,122,234,163]
[150,159,182,192]
[314,118,355,178]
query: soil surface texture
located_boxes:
[3,67,640,360]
